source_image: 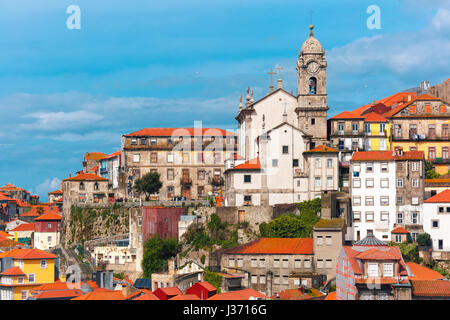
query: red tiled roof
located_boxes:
[126,128,236,137]
[34,211,62,221]
[351,151,395,161]
[155,287,182,296]
[193,281,217,292]
[351,150,424,161]
[304,145,338,153]
[0,248,57,260]
[0,236,24,248]
[133,292,160,300]
[229,158,261,171]
[84,152,106,161]
[105,151,121,159]
[208,288,266,300]
[364,112,388,122]
[0,266,25,276]
[0,230,12,238]
[271,288,324,300]
[330,111,365,120]
[13,199,31,207]
[411,280,450,297]
[391,227,410,234]
[33,289,84,299]
[10,223,35,232]
[425,178,450,185]
[223,238,314,255]
[72,288,125,300]
[407,262,446,281]
[424,189,450,203]
[63,173,108,181]
[355,278,399,285]
[169,294,201,300]
[0,193,14,201]
[355,247,400,260]
[48,190,63,195]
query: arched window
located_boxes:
[79,182,85,190]
[94,182,99,190]
[309,77,317,94]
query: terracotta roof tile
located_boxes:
[84,152,106,161]
[364,112,388,122]
[411,280,450,297]
[33,289,84,299]
[0,248,56,260]
[72,288,125,300]
[34,211,62,221]
[10,223,35,232]
[424,189,450,203]
[223,238,313,255]
[63,173,108,182]
[391,227,410,234]
[228,158,261,171]
[407,262,446,280]
[0,266,25,276]
[169,294,201,300]
[305,145,338,153]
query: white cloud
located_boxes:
[35,177,61,199]
[22,110,104,131]
[328,8,450,77]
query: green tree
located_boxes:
[297,198,321,215]
[425,161,440,179]
[134,172,163,200]
[141,235,179,278]
[388,242,420,263]
[417,233,432,246]
[204,267,222,293]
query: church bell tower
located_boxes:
[295,25,329,148]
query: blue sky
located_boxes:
[0,0,449,201]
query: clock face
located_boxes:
[307,61,319,74]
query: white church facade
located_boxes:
[224,25,339,207]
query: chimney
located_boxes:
[408,95,412,102]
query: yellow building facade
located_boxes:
[0,249,56,300]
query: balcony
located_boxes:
[180,177,192,186]
[392,132,450,142]
[331,130,364,137]
[433,157,450,164]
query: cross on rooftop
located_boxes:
[266,67,276,93]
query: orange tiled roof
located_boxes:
[272,288,324,300]
[424,189,450,203]
[391,227,410,234]
[156,287,183,296]
[34,211,62,221]
[351,151,394,161]
[169,294,201,300]
[223,238,314,255]
[351,150,424,162]
[411,280,450,297]
[305,145,338,153]
[0,193,14,201]
[72,288,126,300]
[48,190,63,195]
[407,262,446,280]
[10,223,35,232]
[229,158,261,171]
[208,288,266,300]
[364,112,388,122]
[0,248,56,260]
[84,152,106,161]
[355,278,399,285]
[33,289,84,300]
[0,236,24,248]
[425,178,450,185]
[63,173,108,182]
[355,247,400,260]
[133,292,160,300]
[105,151,121,159]
[0,266,25,276]
[125,128,236,137]
[193,281,217,292]
[0,230,12,238]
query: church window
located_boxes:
[244,175,251,183]
[309,77,317,94]
[282,146,289,154]
[311,118,315,125]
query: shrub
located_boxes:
[417,233,432,246]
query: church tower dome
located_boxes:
[300,25,324,55]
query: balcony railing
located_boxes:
[433,157,450,164]
[332,130,364,137]
[180,177,192,186]
[392,132,450,142]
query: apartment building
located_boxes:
[121,128,237,201]
[349,150,425,242]
[423,189,450,256]
[221,238,315,297]
[336,233,411,300]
